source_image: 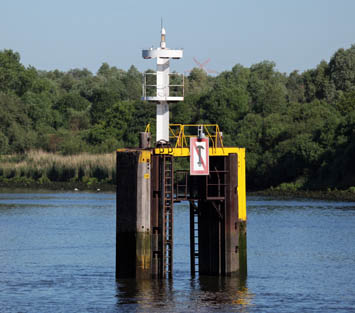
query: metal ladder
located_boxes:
[159,155,174,278]
[189,200,199,276]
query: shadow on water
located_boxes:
[115,275,253,312]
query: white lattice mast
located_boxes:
[142,24,184,143]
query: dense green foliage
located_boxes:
[1,46,355,190]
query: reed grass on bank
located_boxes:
[0,150,116,185]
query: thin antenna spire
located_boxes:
[160,17,166,48]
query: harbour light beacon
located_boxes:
[142,25,184,143]
[116,24,247,280]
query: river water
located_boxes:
[0,191,355,312]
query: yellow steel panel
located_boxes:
[139,150,151,163]
[154,147,190,157]
[237,148,247,221]
[211,147,244,156]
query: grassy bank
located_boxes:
[0,150,116,190]
[249,188,355,202]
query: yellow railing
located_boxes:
[169,124,224,152]
[143,123,225,153]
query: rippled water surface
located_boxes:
[1,192,355,312]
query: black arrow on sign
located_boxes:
[196,145,204,166]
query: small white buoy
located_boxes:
[74,188,79,191]
[97,188,101,192]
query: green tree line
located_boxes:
[1,46,355,191]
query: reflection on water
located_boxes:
[194,276,253,310]
[116,276,253,312]
[1,192,355,312]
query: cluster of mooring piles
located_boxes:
[116,25,247,279]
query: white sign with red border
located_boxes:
[190,137,209,175]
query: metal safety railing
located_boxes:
[142,72,184,99]
[169,124,224,152]
[143,123,225,155]
[174,169,228,202]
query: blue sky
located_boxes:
[1,0,355,74]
